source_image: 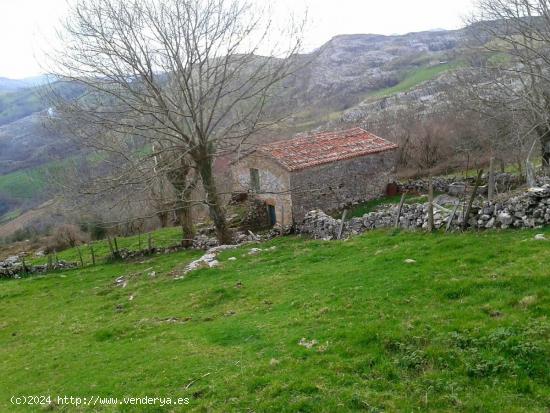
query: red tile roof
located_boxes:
[256,127,398,171]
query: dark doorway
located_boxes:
[267,205,276,227]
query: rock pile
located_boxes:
[299,210,342,240]
[298,184,550,239]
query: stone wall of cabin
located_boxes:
[232,154,293,225]
[289,150,397,222]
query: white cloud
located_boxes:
[0,0,67,78]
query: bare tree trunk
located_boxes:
[537,125,550,173]
[516,157,524,181]
[158,211,169,228]
[168,162,197,247]
[198,158,232,244]
[543,147,550,172]
[176,200,195,247]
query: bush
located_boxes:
[45,224,89,253]
[80,221,107,240]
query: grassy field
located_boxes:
[2,228,550,412]
[345,194,428,219]
[367,62,459,100]
[0,167,48,201]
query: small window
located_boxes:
[250,168,260,192]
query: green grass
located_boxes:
[0,208,21,224]
[0,156,90,210]
[367,62,460,100]
[0,167,49,201]
[346,194,428,219]
[2,229,550,411]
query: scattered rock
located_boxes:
[227,257,237,261]
[534,234,547,241]
[114,276,127,288]
[519,295,537,307]
[248,248,263,255]
[298,338,318,349]
[404,259,417,264]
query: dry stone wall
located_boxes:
[299,184,550,239]
[0,256,76,279]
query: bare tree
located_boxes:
[467,0,550,171]
[50,0,305,243]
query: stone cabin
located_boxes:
[232,127,398,225]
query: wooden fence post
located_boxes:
[89,244,96,266]
[107,236,115,257]
[337,209,348,240]
[463,169,484,230]
[428,177,434,232]
[394,192,407,228]
[488,157,495,201]
[21,256,28,275]
[446,201,461,233]
[113,237,119,255]
[76,245,84,267]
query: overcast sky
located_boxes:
[0,0,475,79]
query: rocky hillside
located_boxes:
[285,28,465,126]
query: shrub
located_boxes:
[45,224,89,253]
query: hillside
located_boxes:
[1,229,550,411]
[0,75,52,93]
[285,29,464,128]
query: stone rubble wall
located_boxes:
[0,257,76,279]
[298,184,550,239]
